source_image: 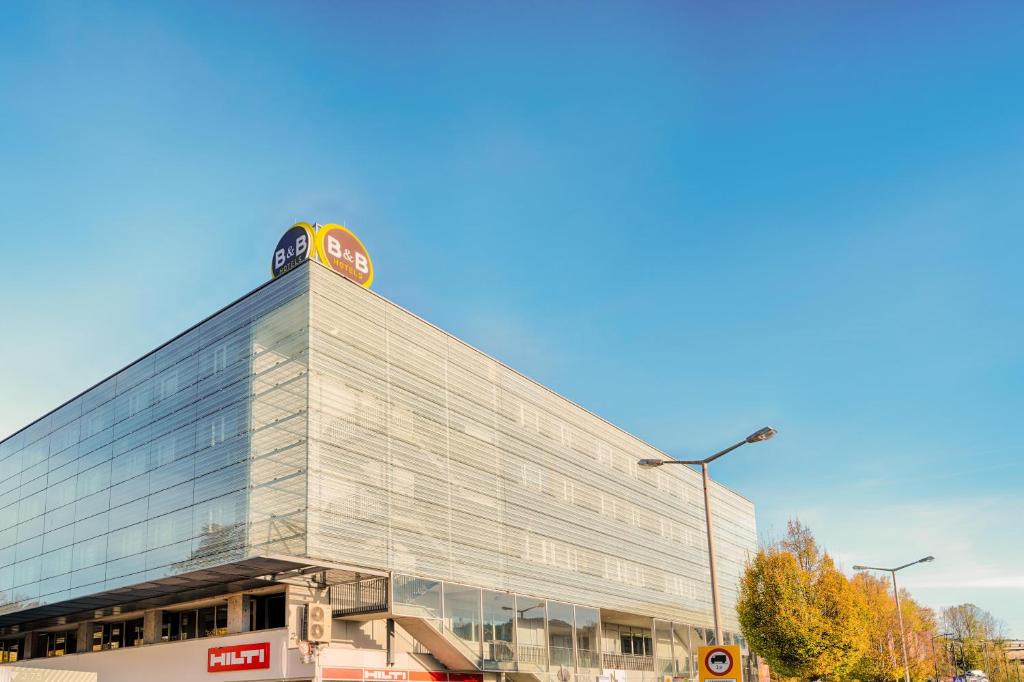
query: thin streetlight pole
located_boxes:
[853,557,935,682]
[638,426,776,645]
[701,460,722,643]
[892,569,911,682]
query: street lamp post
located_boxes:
[852,556,935,682]
[638,426,777,646]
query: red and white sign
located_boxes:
[315,224,374,288]
[208,642,271,672]
[323,669,483,682]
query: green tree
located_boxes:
[942,604,1007,678]
[737,520,868,680]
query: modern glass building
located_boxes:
[0,260,759,682]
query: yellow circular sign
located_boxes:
[315,224,374,288]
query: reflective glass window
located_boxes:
[392,575,442,620]
[444,583,481,663]
[515,596,547,670]
[547,601,575,668]
[574,606,600,669]
[482,590,514,668]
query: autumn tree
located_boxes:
[848,572,936,682]
[737,520,868,680]
[942,604,1008,678]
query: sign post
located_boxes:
[697,645,743,682]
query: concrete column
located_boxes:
[22,632,39,660]
[143,610,162,645]
[227,594,251,634]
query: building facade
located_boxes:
[0,261,758,682]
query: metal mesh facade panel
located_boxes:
[305,264,756,630]
[1,260,756,632]
[0,270,309,618]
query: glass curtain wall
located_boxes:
[574,606,600,671]
[515,595,547,670]
[0,266,309,620]
[390,573,737,679]
[443,583,482,666]
[392,575,442,622]
[547,601,575,669]
[482,590,515,669]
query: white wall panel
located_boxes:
[305,264,756,631]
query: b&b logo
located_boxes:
[316,224,373,288]
[271,222,314,278]
[270,221,375,288]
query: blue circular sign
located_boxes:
[271,223,313,278]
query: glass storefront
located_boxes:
[393,575,442,621]
[482,590,515,669]
[515,595,547,670]
[547,601,575,669]
[443,583,482,666]
[392,574,754,678]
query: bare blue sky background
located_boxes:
[2,1,1024,634]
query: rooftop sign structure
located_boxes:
[272,221,374,288]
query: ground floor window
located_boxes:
[35,629,77,657]
[0,637,23,662]
[93,618,144,650]
[162,605,227,641]
[603,623,653,657]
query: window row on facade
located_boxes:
[390,574,753,678]
[0,591,285,663]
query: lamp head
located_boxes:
[920,556,935,563]
[852,565,867,571]
[638,459,664,469]
[746,426,777,443]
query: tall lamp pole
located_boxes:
[853,556,935,682]
[638,426,777,645]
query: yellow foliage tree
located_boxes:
[848,572,936,682]
[738,521,869,680]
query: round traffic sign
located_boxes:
[704,647,734,676]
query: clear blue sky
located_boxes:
[3,1,1024,635]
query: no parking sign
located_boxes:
[697,645,742,682]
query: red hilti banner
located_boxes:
[208,642,271,672]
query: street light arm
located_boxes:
[645,439,749,467]
[701,439,749,465]
[635,425,776,648]
[638,426,776,468]
[647,459,704,466]
[893,556,935,572]
[851,556,934,682]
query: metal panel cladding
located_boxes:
[305,265,757,631]
[0,269,310,618]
